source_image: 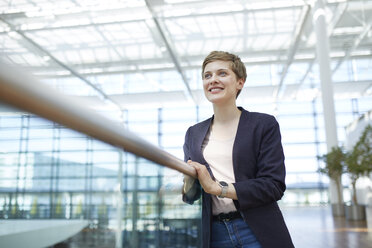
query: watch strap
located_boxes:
[218,181,228,198]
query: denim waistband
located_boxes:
[213,211,242,222]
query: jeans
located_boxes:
[211,218,262,248]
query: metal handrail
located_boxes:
[0,61,196,178]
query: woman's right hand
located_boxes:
[183,162,196,193]
[187,160,220,196]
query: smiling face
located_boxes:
[202,60,245,105]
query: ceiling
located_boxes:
[0,0,371,111]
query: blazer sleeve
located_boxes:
[233,116,286,209]
[182,127,202,205]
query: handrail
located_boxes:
[0,61,196,178]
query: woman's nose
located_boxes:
[209,74,219,83]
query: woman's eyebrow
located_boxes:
[205,68,229,73]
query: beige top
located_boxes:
[202,129,237,215]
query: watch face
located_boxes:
[219,181,228,186]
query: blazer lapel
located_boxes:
[194,117,212,164]
[232,107,250,178]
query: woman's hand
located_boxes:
[182,162,196,194]
[187,160,220,195]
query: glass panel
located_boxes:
[0,115,201,247]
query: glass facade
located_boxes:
[1,96,372,246]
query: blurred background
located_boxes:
[0,0,372,247]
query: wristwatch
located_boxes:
[217,181,228,198]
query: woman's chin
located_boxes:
[206,93,236,104]
[207,97,229,105]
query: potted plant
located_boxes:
[318,146,346,216]
[345,124,372,220]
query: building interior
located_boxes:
[0,0,372,247]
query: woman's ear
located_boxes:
[237,78,245,90]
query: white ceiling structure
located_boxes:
[0,0,371,111]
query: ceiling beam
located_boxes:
[292,1,350,98]
[0,16,124,112]
[0,3,304,33]
[144,0,196,104]
[327,2,348,34]
[273,4,311,101]
[332,23,372,74]
[15,53,372,79]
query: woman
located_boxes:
[182,51,294,248]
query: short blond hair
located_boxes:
[202,51,247,98]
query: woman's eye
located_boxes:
[219,71,227,76]
[204,74,211,79]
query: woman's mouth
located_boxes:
[209,87,223,92]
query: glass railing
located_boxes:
[0,150,201,247]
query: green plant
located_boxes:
[30,197,38,217]
[318,146,346,205]
[345,124,372,205]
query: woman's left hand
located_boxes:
[187,160,220,195]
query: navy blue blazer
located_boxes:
[183,107,294,248]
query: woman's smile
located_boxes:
[209,86,224,93]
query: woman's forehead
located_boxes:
[204,60,232,71]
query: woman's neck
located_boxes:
[212,103,241,123]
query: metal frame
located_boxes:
[0,0,370,110]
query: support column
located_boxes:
[156,108,163,248]
[131,157,139,248]
[115,149,123,248]
[313,0,343,209]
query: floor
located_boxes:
[0,219,88,248]
[282,206,372,248]
[56,206,372,248]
